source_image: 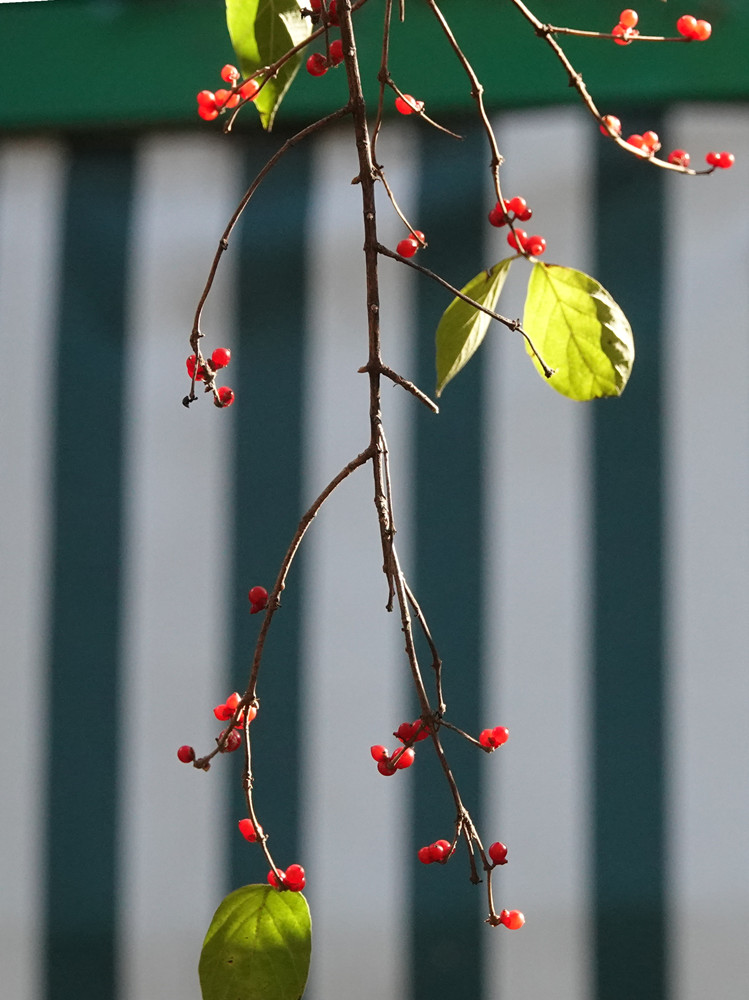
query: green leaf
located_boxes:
[522,262,634,400]
[435,257,515,396]
[226,0,312,131]
[199,884,311,1000]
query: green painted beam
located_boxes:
[1,0,747,131]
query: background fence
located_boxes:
[2,3,749,1000]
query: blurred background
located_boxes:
[2,1,749,999]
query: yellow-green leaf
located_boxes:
[226,0,312,131]
[522,262,634,400]
[435,257,515,396]
[199,884,311,1000]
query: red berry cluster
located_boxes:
[611,8,639,45]
[268,864,306,892]
[676,15,711,41]
[305,2,345,77]
[395,94,425,116]
[705,150,735,170]
[479,725,510,750]
[396,230,427,259]
[418,839,453,864]
[624,129,662,155]
[196,65,260,121]
[488,196,546,257]
[248,585,269,615]
[176,691,258,763]
[186,348,235,407]
[370,743,416,775]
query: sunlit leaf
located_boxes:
[522,262,634,400]
[435,257,515,396]
[199,884,311,1000]
[226,0,312,130]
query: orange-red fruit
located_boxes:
[418,845,433,864]
[395,94,424,115]
[479,726,510,749]
[248,585,268,606]
[500,909,525,930]
[692,19,711,40]
[507,229,528,252]
[177,745,195,763]
[676,15,697,37]
[642,130,661,152]
[221,64,240,83]
[377,759,397,776]
[526,236,546,257]
[626,133,650,153]
[267,869,285,889]
[429,839,452,863]
[239,79,260,101]
[284,864,306,891]
[488,841,508,865]
[619,9,638,29]
[397,237,419,258]
[212,347,231,369]
[668,149,690,167]
[488,204,508,227]
[600,115,622,136]
[329,39,344,65]
[306,52,328,76]
[214,89,240,110]
[198,105,220,121]
[612,23,633,45]
[217,386,235,407]
[371,744,389,762]
[394,747,415,770]
[238,818,258,842]
[220,729,241,753]
[197,90,217,108]
[214,703,233,721]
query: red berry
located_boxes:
[211,347,231,369]
[284,864,306,891]
[612,23,632,45]
[310,0,322,9]
[642,130,661,152]
[328,0,339,25]
[500,909,525,930]
[370,744,389,762]
[488,204,508,227]
[377,759,397,776]
[329,39,344,65]
[600,114,622,136]
[394,747,415,770]
[417,846,433,864]
[676,15,697,37]
[221,64,240,83]
[196,90,217,109]
[397,238,419,258]
[216,386,235,407]
[306,52,328,77]
[214,89,240,110]
[225,691,241,711]
[717,151,735,169]
[177,745,195,763]
[412,230,426,246]
[248,585,268,606]
[198,105,219,121]
[412,719,429,741]
[395,94,424,115]
[626,133,649,153]
[395,722,414,743]
[506,229,528,252]
[506,195,528,216]
[526,236,546,257]
[692,19,711,40]
[239,79,260,101]
[488,841,508,865]
[705,150,721,166]
[429,839,452,863]
[267,868,285,889]
[238,818,258,842]
[492,726,509,746]
[220,729,242,753]
[668,148,690,167]
[214,703,233,721]
[187,355,207,381]
[619,9,638,29]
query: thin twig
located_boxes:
[377,242,555,378]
